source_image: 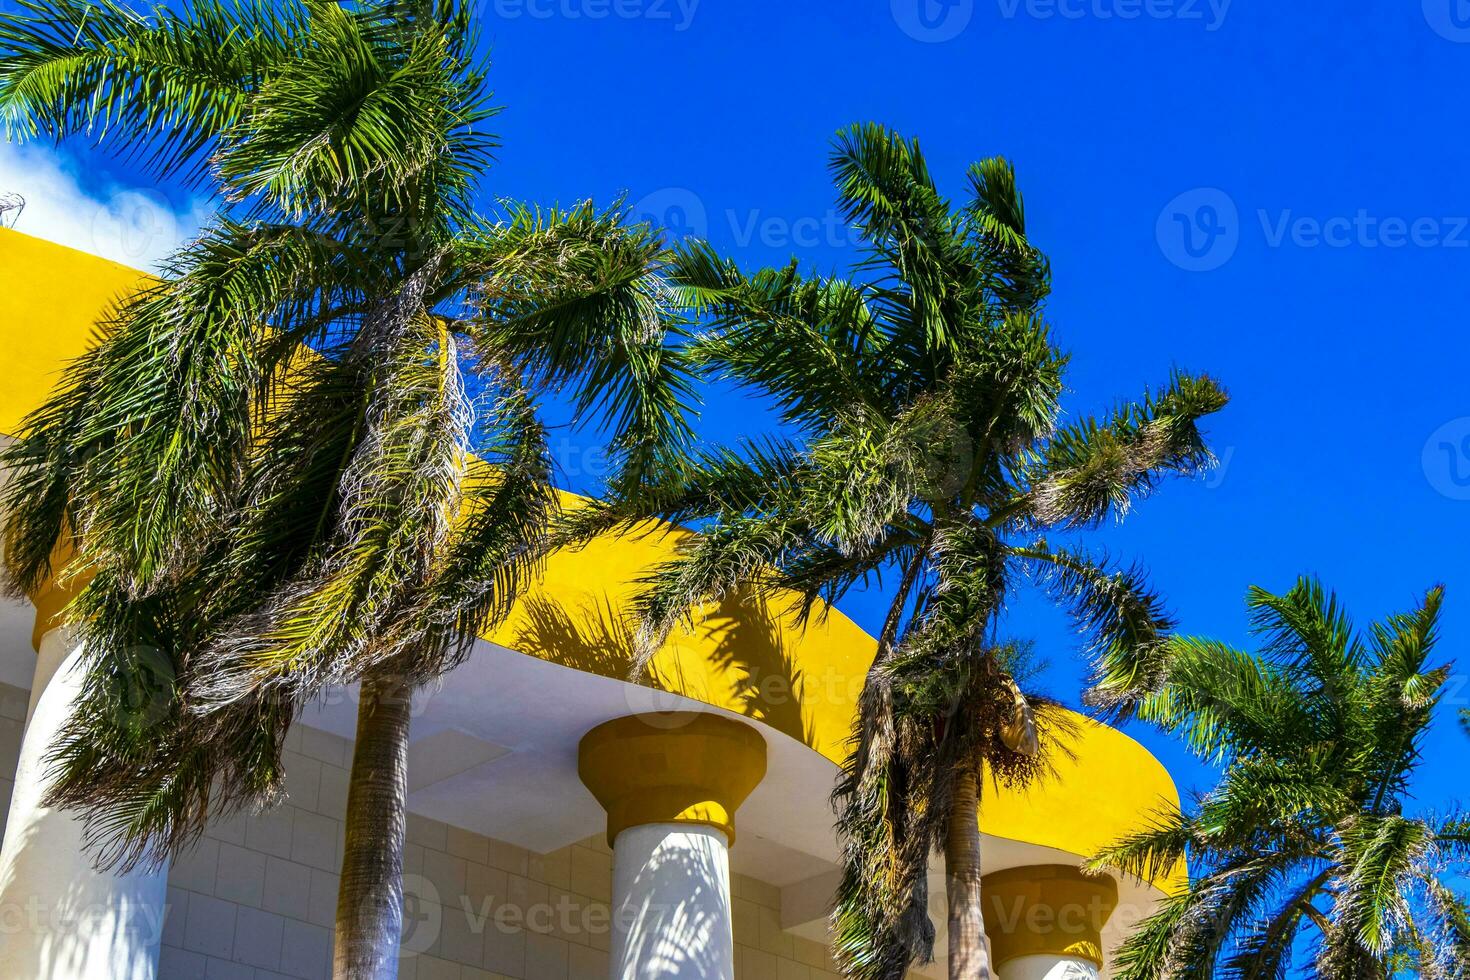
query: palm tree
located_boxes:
[1091,578,1470,978]
[877,641,1074,980]
[577,123,1228,979]
[0,1,691,975]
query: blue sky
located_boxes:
[5,1,1468,815]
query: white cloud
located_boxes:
[0,140,212,271]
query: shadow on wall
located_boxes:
[512,592,817,751]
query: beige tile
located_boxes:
[524,933,570,980]
[568,847,610,900]
[567,942,608,980]
[213,842,265,907]
[0,685,29,721]
[261,852,313,922]
[756,903,794,958]
[437,897,486,967]
[742,945,778,980]
[736,874,782,910]
[422,848,469,905]
[407,813,449,852]
[484,928,526,977]
[546,888,583,945]
[776,957,811,980]
[414,954,462,980]
[578,834,612,856]
[245,805,295,860]
[299,726,350,768]
[282,751,322,812]
[290,809,342,872]
[486,838,530,877]
[447,825,490,865]
[733,898,760,946]
[207,812,249,848]
[506,874,551,932]
[171,837,220,896]
[794,937,835,970]
[466,862,508,911]
[316,763,350,818]
[527,847,571,890]
[307,868,340,928]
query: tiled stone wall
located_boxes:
[0,673,858,980]
[140,723,851,980]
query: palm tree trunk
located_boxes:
[334,669,413,979]
[946,766,992,980]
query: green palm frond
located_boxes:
[1,219,358,599]
[1087,805,1195,885]
[377,379,558,673]
[1095,581,1468,978]
[1133,636,1313,764]
[671,242,898,427]
[190,310,471,708]
[963,155,1051,310]
[213,0,496,223]
[1007,542,1177,714]
[632,514,807,671]
[0,0,297,182]
[1331,815,1432,955]
[460,202,695,489]
[1019,371,1228,530]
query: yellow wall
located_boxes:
[0,227,1185,891]
[0,230,144,436]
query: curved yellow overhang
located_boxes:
[0,227,1186,893]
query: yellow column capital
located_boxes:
[981,864,1119,969]
[578,712,767,846]
[25,538,90,652]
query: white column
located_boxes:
[999,954,1102,980]
[579,712,768,980]
[610,823,734,980]
[0,626,168,979]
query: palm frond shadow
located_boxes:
[695,590,819,751]
[511,591,817,750]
